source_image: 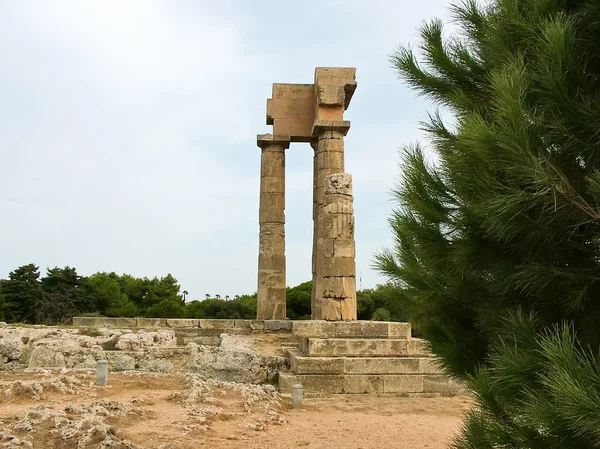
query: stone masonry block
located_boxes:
[343,375,384,394]
[325,173,352,195]
[316,150,344,171]
[200,320,235,329]
[321,257,356,278]
[258,255,286,273]
[388,322,412,339]
[313,121,351,139]
[292,320,337,338]
[322,277,355,299]
[334,321,389,338]
[383,375,424,394]
[259,205,285,223]
[259,192,285,214]
[290,352,345,375]
[260,153,285,178]
[334,239,355,258]
[305,338,409,357]
[166,319,199,328]
[422,375,463,394]
[260,176,285,194]
[316,84,346,106]
[407,339,432,356]
[325,214,354,240]
[324,199,354,215]
[136,318,167,328]
[249,320,265,330]
[264,320,292,331]
[317,134,345,148]
[419,358,445,374]
[340,294,357,321]
[315,105,345,122]
[320,298,343,321]
[344,358,421,375]
[278,373,344,394]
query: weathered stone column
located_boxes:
[256,134,290,320]
[311,141,319,319]
[320,173,357,320]
[312,120,354,320]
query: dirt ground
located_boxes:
[0,371,471,449]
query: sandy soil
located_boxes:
[0,371,471,449]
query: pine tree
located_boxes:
[376,0,600,446]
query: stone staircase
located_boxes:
[278,321,462,395]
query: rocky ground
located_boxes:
[0,370,472,449]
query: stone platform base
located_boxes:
[278,320,464,396]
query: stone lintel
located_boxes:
[314,67,357,110]
[257,134,291,150]
[312,120,351,138]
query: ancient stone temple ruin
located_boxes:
[256,68,358,321]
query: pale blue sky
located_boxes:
[0,0,452,299]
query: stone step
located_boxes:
[278,372,462,395]
[292,320,411,339]
[299,337,431,357]
[289,350,443,375]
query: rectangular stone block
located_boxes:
[334,239,355,258]
[419,358,444,374]
[194,336,222,346]
[317,137,344,153]
[278,373,344,394]
[260,154,284,178]
[316,84,345,106]
[102,318,137,328]
[292,320,337,338]
[257,269,286,288]
[316,151,344,171]
[319,298,343,321]
[388,322,411,339]
[264,320,292,331]
[322,277,355,300]
[258,255,286,272]
[136,318,167,328]
[383,375,424,394]
[325,214,354,240]
[407,339,432,355]
[272,118,314,142]
[259,192,285,222]
[344,358,420,374]
[272,83,314,99]
[335,321,389,338]
[164,319,198,329]
[260,176,285,194]
[268,97,314,119]
[305,338,409,357]
[199,319,235,329]
[322,257,356,277]
[249,320,265,330]
[290,352,344,374]
[324,199,354,216]
[343,375,383,394]
[422,375,463,394]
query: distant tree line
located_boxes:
[0,264,407,325]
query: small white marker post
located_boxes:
[96,359,108,386]
[292,384,303,410]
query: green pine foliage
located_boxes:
[376,0,600,446]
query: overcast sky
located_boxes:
[0,0,452,299]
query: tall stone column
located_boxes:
[311,141,319,319]
[256,134,290,320]
[320,173,357,320]
[312,120,355,320]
